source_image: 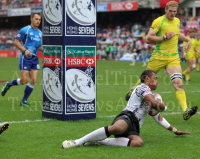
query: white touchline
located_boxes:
[7,112,200,124]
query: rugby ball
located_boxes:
[148,93,162,116]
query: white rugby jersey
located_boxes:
[124,83,152,127]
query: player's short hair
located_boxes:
[166,1,178,10]
[140,70,156,83]
[31,13,42,18]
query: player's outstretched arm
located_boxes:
[168,125,190,135]
[153,113,190,135]
[144,94,167,111]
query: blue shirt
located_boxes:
[16,25,42,56]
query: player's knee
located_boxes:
[110,125,124,135]
[20,79,28,85]
[30,79,37,85]
[130,139,144,147]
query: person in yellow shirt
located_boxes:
[125,1,198,120]
[182,30,200,81]
[195,34,200,71]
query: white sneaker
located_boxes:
[0,122,9,134]
[83,141,101,147]
[62,140,77,149]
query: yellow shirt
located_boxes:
[150,15,180,57]
[196,39,200,51]
[184,37,196,56]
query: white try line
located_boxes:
[98,111,200,118]
[160,90,200,94]
[7,112,200,124]
[8,119,51,124]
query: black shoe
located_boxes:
[1,82,10,96]
[186,79,191,82]
[20,101,31,107]
[0,122,9,134]
[183,106,198,120]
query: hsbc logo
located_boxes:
[125,3,133,10]
[68,58,94,65]
[44,57,61,65]
[108,2,138,11]
[86,59,94,65]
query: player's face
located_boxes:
[31,14,41,28]
[148,73,158,90]
[165,6,177,20]
[189,32,195,38]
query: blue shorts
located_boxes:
[18,55,40,71]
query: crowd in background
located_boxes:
[0,0,42,9]
[0,29,18,50]
[96,17,200,61]
[1,20,199,61]
[0,0,200,62]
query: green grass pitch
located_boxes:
[0,57,200,159]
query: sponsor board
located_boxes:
[0,51,10,57]
[9,8,31,16]
[108,1,138,11]
[31,8,42,14]
[186,21,199,29]
[97,4,108,12]
[160,0,180,8]
[43,45,62,67]
[42,0,62,36]
[65,0,96,36]
[0,10,8,17]
[65,46,96,114]
[42,46,63,114]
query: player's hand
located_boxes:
[25,50,32,57]
[184,40,192,53]
[175,130,190,135]
[166,32,175,39]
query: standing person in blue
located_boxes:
[1,13,42,107]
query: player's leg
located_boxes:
[166,65,198,120]
[21,69,38,107]
[185,59,191,81]
[62,120,129,148]
[1,56,30,96]
[1,70,29,96]
[127,135,144,147]
[186,59,195,81]
[95,132,143,147]
[196,57,199,71]
[182,59,188,81]
[130,54,136,66]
